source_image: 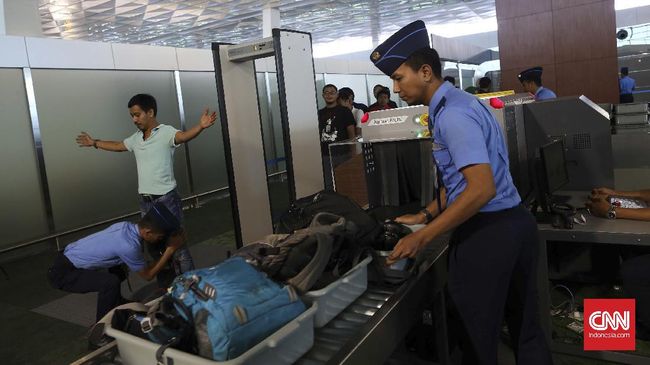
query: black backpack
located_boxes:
[233,212,346,293]
[275,190,383,247]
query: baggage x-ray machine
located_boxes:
[212,29,324,247]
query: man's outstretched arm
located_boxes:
[174,108,217,144]
[76,132,127,152]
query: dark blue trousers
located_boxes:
[47,253,123,321]
[447,205,552,365]
[621,254,650,338]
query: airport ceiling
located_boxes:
[38,0,496,48]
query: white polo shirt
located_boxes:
[123,124,179,195]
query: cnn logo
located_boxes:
[588,310,630,331]
[584,299,635,351]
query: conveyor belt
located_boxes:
[296,287,395,364]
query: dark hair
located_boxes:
[521,73,542,86]
[443,76,456,86]
[138,213,166,235]
[128,94,157,116]
[621,67,629,76]
[478,77,492,89]
[322,84,337,93]
[338,87,354,102]
[139,203,180,237]
[403,47,442,79]
[377,87,390,97]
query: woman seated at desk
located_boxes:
[587,187,650,341]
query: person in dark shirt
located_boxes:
[476,76,492,94]
[318,84,356,190]
[371,84,398,109]
[368,87,393,112]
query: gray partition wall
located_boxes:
[178,71,227,194]
[0,69,50,247]
[32,69,190,230]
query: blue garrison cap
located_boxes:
[143,203,180,235]
[518,66,543,82]
[370,20,431,76]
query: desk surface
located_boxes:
[537,191,650,243]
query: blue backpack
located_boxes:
[169,257,306,361]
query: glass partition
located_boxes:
[178,71,227,194]
[0,69,50,247]
[32,69,189,231]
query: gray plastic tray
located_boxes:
[106,304,316,365]
[302,256,371,328]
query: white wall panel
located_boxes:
[348,60,382,75]
[112,43,178,70]
[0,35,28,67]
[324,59,349,74]
[26,37,114,69]
[176,48,214,71]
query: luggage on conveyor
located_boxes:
[168,257,306,361]
[275,190,383,246]
[232,212,343,293]
[107,257,310,365]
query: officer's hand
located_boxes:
[76,132,94,147]
[394,213,426,225]
[592,187,615,198]
[586,196,609,218]
[167,229,186,251]
[386,231,428,266]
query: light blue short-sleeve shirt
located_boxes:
[535,86,557,101]
[619,76,636,95]
[64,222,146,272]
[123,124,179,195]
[428,81,521,212]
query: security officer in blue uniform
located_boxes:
[372,21,552,364]
[518,67,557,101]
[619,67,636,103]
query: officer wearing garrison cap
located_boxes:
[47,203,185,321]
[375,21,552,364]
[518,66,557,101]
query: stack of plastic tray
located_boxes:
[614,102,649,132]
[302,256,372,328]
[105,304,317,365]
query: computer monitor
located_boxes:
[540,139,569,194]
[531,138,570,218]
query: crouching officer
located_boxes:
[371,21,552,364]
[47,203,185,321]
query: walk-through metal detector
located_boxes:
[212,29,324,247]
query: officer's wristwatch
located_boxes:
[607,205,617,219]
[421,209,434,224]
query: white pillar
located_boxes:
[0,0,42,37]
[262,6,280,38]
